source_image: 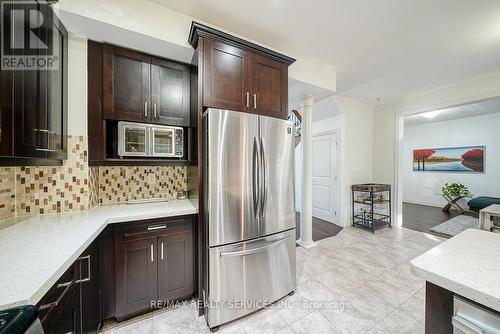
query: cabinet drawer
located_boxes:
[37,263,78,326]
[115,216,193,241]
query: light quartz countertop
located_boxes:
[411,229,500,311]
[0,200,197,311]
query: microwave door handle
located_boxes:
[149,127,154,157]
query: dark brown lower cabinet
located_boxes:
[158,233,193,301]
[37,239,101,334]
[80,240,101,334]
[113,216,194,319]
[115,237,158,318]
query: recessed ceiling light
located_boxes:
[421,110,442,118]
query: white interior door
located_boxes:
[312,132,338,223]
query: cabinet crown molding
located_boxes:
[188,21,295,66]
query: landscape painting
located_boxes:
[413,146,485,172]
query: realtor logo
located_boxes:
[1,0,58,70]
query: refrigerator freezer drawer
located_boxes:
[206,229,296,328]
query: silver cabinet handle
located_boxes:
[77,255,91,283]
[148,224,166,231]
[151,243,154,262]
[452,315,484,334]
[161,242,164,260]
[39,279,74,310]
[245,92,250,108]
[252,94,257,110]
[144,101,148,118]
[220,235,290,258]
[35,129,55,152]
[154,103,157,118]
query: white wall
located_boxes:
[67,36,88,136]
[373,71,500,226]
[57,0,336,92]
[295,96,373,227]
[403,113,500,207]
[373,71,500,186]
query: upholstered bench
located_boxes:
[468,196,500,213]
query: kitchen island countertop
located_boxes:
[411,228,500,312]
[0,200,197,311]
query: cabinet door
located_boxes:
[38,263,80,334]
[115,237,157,318]
[45,8,67,160]
[43,286,81,334]
[13,69,47,158]
[80,240,101,333]
[203,38,251,112]
[0,69,13,157]
[157,232,193,301]
[103,45,151,122]
[151,58,190,126]
[250,54,288,119]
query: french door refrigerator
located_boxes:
[203,109,296,329]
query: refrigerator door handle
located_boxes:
[260,137,267,221]
[219,235,291,258]
[253,137,261,222]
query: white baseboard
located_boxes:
[403,199,443,208]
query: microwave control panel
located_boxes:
[175,128,184,157]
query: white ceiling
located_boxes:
[404,96,500,127]
[288,79,335,110]
[152,0,500,105]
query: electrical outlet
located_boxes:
[147,173,156,185]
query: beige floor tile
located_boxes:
[288,311,343,334]
[296,279,339,305]
[150,305,199,332]
[320,304,378,334]
[274,292,315,325]
[360,278,414,308]
[240,307,288,334]
[377,309,424,334]
[343,287,396,322]
[197,318,246,334]
[366,325,389,333]
[399,294,425,325]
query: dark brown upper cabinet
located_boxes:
[202,38,251,112]
[103,44,190,126]
[0,3,67,164]
[103,45,151,123]
[151,58,190,126]
[251,54,288,119]
[189,21,295,120]
[0,69,13,157]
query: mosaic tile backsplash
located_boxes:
[97,166,187,204]
[15,136,90,216]
[0,135,188,220]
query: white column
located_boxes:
[297,95,317,249]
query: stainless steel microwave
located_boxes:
[118,122,183,158]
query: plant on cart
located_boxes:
[442,182,471,197]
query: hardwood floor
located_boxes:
[402,202,461,237]
[295,212,342,241]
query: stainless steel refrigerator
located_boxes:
[203,109,296,329]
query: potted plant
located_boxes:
[442,182,471,198]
